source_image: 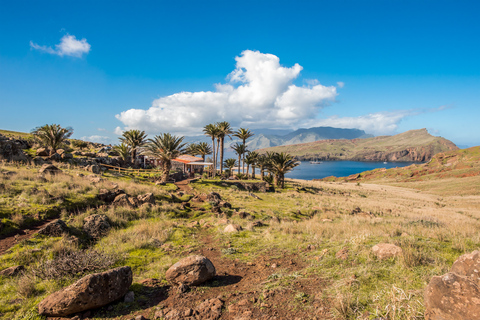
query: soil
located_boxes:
[48,234,332,320]
[0,218,55,255]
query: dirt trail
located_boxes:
[0,218,55,255]
[174,179,194,193]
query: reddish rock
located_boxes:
[336,248,349,260]
[38,266,132,317]
[371,243,402,260]
[137,193,156,205]
[450,250,480,284]
[424,272,480,320]
[0,265,24,277]
[166,255,215,286]
[224,224,242,233]
[38,164,61,175]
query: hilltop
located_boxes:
[258,128,458,162]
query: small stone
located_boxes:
[184,308,193,317]
[0,265,24,277]
[336,248,349,260]
[371,243,402,260]
[124,291,135,303]
[177,283,189,294]
[224,224,242,233]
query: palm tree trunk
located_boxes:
[260,167,264,181]
[252,164,256,179]
[238,155,241,174]
[242,139,246,174]
[216,139,220,175]
[274,174,279,187]
[212,137,217,176]
[161,160,171,183]
[247,164,250,178]
[220,137,224,175]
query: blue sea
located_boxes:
[285,161,419,180]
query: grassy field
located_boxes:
[0,158,479,319]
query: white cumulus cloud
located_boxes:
[116,50,337,135]
[81,135,112,144]
[30,34,91,57]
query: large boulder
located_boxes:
[83,214,111,239]
[38,219,69,237]
[166,255,216,286]
[39,164,62,175]
[424,272,480,320]
[206,192,222,205]
[97,189,125,203]
[38,266,132,317]
[371,243,402,260]
[425,250,480,319]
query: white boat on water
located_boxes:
[310,160,323,164]
[383,161,388,164]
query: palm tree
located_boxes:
[269,152,299,188]
[231,143,247,174]
[185,143,200,156]
[203,124,220,174]
[145,133,186,183]
[255,154,268,181]
[246,151,259,179]
[195,142,212,161]
[31,124,74,156]
[216,121,233,175]
[119,129,148,165]
[113,143,131,165]
[233,128,254,173]
[265,151,276,180]
[223,158,237,177]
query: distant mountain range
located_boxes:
[184,126,372,151]
[257,128,458,162]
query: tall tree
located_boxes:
[203,124,220,175]
[216,121,233,175]
[255,154,269,181]
[223,158,237,177]
[119,129,148,165]
[269,152,299,188]
[232,143,247,174]
[31,124,73,156]
[233,128,254,173]
[145,133,186,183]
[246,151,259,179]
[185,143,200,156]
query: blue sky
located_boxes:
[1,0,479,147]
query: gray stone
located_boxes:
[166,255,216,286]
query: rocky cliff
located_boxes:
[260,129,459,162]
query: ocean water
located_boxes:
[285,161,419,180]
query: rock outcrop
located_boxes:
[38,164,62,175]
[38,219,69,237]
[0,265,24,277]
[83,214,111,239]
[38,266,132,317]
[166,255,216,286]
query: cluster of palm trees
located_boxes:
[32,123,299,188]
[224,151,299,188]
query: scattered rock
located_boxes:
[322,218,333,222]
[371,243,402,260]
[38,219,69,237]
[219,201,232,209]
[0,265,24,277]
[113,193,138,208]
[38,164,61,175]
[195,298,223,320]
[248,192,261,199]
[97,189,125,203]
[137,192,156,205]
[124,291,135,303]
[165,255,216,286]
[38,266,133,317]
[306,244,316,251]
[206,192,222,204]
[135,316,147,320]
[177,283,189,294]
[336,248,349,260]
[450,250,480,283]
[36,148,50,156]
[224,224,243,233]
[83,214,111,239]
[237,211,250,219]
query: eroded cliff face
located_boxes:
[295,140,459,162]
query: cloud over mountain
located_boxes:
[116,50,338,135]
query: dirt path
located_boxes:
[0,218,55,255]
[174,179,194,193]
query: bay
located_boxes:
[285,161,419,180]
